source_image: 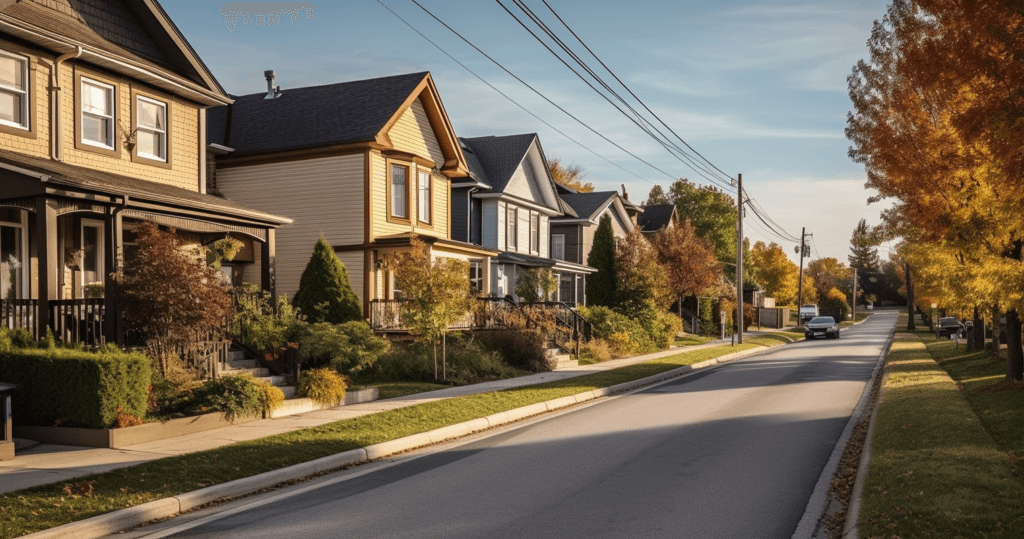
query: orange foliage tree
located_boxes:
[649,219,721,320]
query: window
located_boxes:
[551,234,565,261]
[0,209,25,300]
[136,95,167,161]
[469,260,483,295]
[80,220,105,297]
[81,77,114,149]
[530,212,540,253]
[0,51,28,130]
[418,170,431,224]
[506,206,518,251]
[390,164,409,219]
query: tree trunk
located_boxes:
[971,305,985,351]
[991,305,1002,361]
[442,332,447,381]
[904,263,916,330]
[433,342,438,380]
[1006,309,1023,382]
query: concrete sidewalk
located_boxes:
[0,329,792,494]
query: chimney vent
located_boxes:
[264,70,282,99]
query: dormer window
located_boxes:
[81,77,115,149]
[0,50,29,130]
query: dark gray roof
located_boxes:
[555,191,618,221]
[459,134,536,192]
[638,204,676,232]
[0,148,289,225]
[208,72,429,156]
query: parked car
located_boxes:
[938,317,966,338]
[804,316,840,340]
[799,304,819,324]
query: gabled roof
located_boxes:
[638,204,677,232]
[0,0,229,104]
[556,191,619,221]
[459,134,536,192]
[210,72,470,176]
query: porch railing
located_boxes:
[49,299,105,346]
[369,299,476,332]
[1,299,38,339]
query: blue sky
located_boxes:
[165,0,894,264]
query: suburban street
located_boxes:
[143,311,896,539]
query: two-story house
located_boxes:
[0,0,289,345]
[208,71,496,316]
[453,133,594,304]
[548,188,642,304]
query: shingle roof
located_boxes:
[638,204,676,232]
[459,134,537,192]
[0,148,289,224]
[209,72,428,156]
[555,191,618,221]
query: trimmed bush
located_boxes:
[292,236,362,324]
[258,383,285,412]
[578,338,613,364]
[189,374,269,420]
[0,342,150,429]
[372,338,511,384]
[300,321,390,375]
[650,311,684,350]
[475,330,549,371]
[579,305,656,356]
[297,368,347,405]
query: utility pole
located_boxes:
[852,268,857,322]
[796,228,807,325]
[736,174,744,344]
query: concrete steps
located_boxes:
[546,348,578,370]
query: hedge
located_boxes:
[0,347,151,429]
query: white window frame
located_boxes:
[530,212,539,254]
[418,170,431,224]
[79,219,105,297]
[469,259,483,295]
[551,234,565,261]
[0,209,28,299]
[81,77,115,150]
[0,50,29,131]
[135,94,167,161]
[506,206,518,251]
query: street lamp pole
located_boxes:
[736,174,743,344]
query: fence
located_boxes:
[49,299,105,346]
[757,307,791,329]
[0,299,38,339]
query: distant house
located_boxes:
[0,0,290,345]
[638,204,679,236]
[548,188,642,304]
[208,71,496,316]
[452,134,594,303]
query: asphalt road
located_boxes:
[154,311,897,539]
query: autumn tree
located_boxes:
[806,257,852,304]
[668,179,736,274]
[847,0,1024,379]
[114,222,233,377]
[645,185,669,206]
[586,214,617,307]
[548,157,594,192]
[614,227,670,323]
[387,239,472,380]
[649,219,721,319]
[749,241,799,306]
[848,219,880,272]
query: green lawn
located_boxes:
[858,332,1024,538]
[351,381,452,401]
[0,337,789,539]
[673,334,713,346]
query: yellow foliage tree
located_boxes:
[750,241,799,306]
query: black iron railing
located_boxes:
[1,299,38,339]
[50,298,105,346]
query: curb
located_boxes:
[842,367,885,538]
[22,343,776,539]
[790,318,894,539]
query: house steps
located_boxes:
[546,348,578,370]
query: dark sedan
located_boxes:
[804,316,840,340]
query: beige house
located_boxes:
[209,71,496,316]
[0,0,289,345]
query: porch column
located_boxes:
[260,228,276,307]
[34,197,57,335]
[103,207,123,345]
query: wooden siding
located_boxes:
[336,251,364,306]
[216,154,365,299]
[482,199,498,249]
[388,98,445,166]
[506,157,544,202]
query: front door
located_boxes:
[80,220,104,298]
[0,209,26,300]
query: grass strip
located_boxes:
[858,333,1024,538]
[0,338,784,538]
[351,381,451,401]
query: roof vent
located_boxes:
[264,70,282,99]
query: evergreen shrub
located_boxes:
[297,368,348,405]
[475,329,549,371]
[292,236,362,324]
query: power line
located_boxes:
[536,0,737,185]
[374,0,652,183]
[500,0,734,191]
[407,0,678,184]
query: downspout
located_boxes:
[49,46,83,161]
[467,187,477,244]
